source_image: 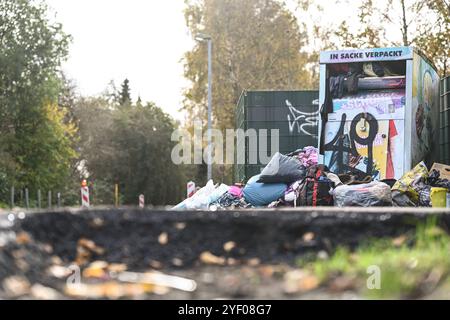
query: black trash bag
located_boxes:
[257,152,306,184]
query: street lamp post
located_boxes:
[195,33,213,181]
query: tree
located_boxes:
[110,102,185,205]
[73,91,185,206]
[183,0,315,131]
[183,0,316,183]
[0,0,75,203]
[119,78,132,106]
[414,0,450,75]
[322,0,449,76]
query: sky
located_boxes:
[45,0,377,122]
[47,0,194,120]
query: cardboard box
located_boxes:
[431,163,450,180]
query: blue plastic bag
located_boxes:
[243,175,287,207]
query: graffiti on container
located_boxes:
[324,112,381,178]
[285,99,319,136]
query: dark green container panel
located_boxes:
[441,109,450,128]
[439,77,450,165]
[235,90,319,182]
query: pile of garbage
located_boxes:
[173,147,450,210]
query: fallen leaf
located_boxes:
[171,258,184,267]
[78,238,105,255]
[42,244,53,254]
[227,258,238,266]
[317,250,329,260]
[174,222,186,230]
[149,260,163,269]
[223,241,236,252]
[392,235,407,247]
[16,232,31,245]
[51,256,63,266]
[284,270,319,294]
[302,232,315,242]
[64,281,158,299]
[30,284,61,300]
[247,258,260,267]
[328,275,357,293]
[108,263,127,273]
[89,217,105,228]
[83,261,108,279]
[2,276,31,297]
[76,238,105,265]
[200,251,226,265]
[158,232,169,245]
[89,261,109,269]
[259,266,274,278]
[47,265,71,279]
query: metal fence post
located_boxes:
[25,188,29,209]
[57,192,61,208]
[10,186,14,209]
[48,191,52,209]
[37,189,41,209]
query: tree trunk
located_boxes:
[400,0,409,46]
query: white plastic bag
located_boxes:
[172,180,228,210]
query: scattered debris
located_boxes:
[149,260,163,269]
[108,263,127,273]
[158,232,169,245]
[247,258,261,267]
[15,232,31,245]
[317,250,329,260]
[392,235,407,247]
[64,281,158,299]
[75,238,105,265]
[171,258,184,267]
[258,266,274,278]
[328,275,358,293]
[284,270,320,294]
[302,232,315,242]
[174,222,186,230]
[116,271,197,292]
[200,251,226,265]
[227,258,239,266]
[47,265,71,279]
[223,241,236,252]
[30,284,61,300]
[89,217,105,228]
[2,276,31,297]
[82,261,109,279]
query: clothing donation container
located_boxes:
[317,47,440,180]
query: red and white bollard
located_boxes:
[139,194,145,208]
[187,181,196,198]
[81,187,90,208]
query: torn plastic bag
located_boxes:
[243,175,287,207]
[172,180,228,210]
[391,161,429,206]
[332,181,392,207]
[207,184,230,205]
[257,152,306,184]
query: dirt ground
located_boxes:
[1,207,450,299]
